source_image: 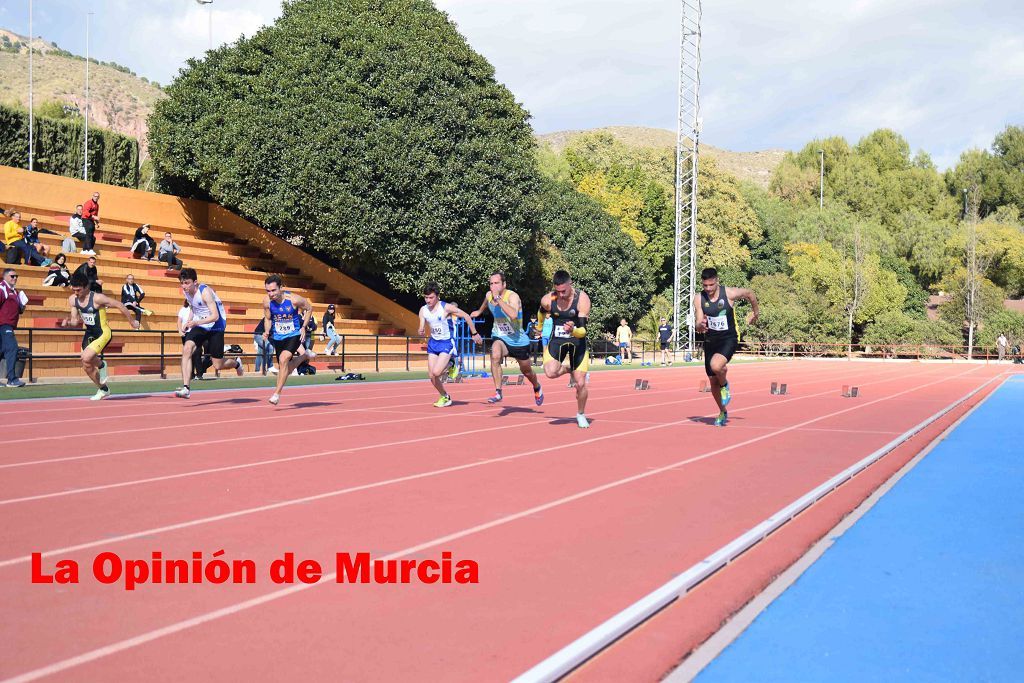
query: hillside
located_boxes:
[0,28,165,158]
[537,125,787,188]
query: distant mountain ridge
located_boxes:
[0,28,165,159]
[537,126,787,188]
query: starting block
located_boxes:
[699,380,713,393]
[841,385,859,398]
[634,378,651,391]
[501,375,526,386]
[770,381,788,395]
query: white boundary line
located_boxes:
[0,368,985,682]
[665,374,1013,682]
[509,369,1003,683]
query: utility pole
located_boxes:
[84,12,92,180]
[819,149,824,209]
[28,0,34,171]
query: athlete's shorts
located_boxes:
[271,335,303,359]
[494,339,531,361]
[545,337,590,373]
[184,327,226,359]
[703,335,738,376]
[82,329,112,355]
[660,341,670,350]
[619,341,630,349]
[427,337,457,357]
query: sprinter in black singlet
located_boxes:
[694,267,760,426]
[63,271,139,400]
[537,269,592,429]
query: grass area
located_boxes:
[0,356,764,401]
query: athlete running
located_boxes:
[469,272,543,406]
[262,274,316,405]
[537,269,592,428]
[694,267,759,426]
[417,283,481,407]
[63,271,139,400]
[174,268,243,398]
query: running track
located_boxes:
[0,359,1011,681]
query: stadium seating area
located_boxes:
[0,166,422,381]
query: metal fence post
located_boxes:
[28,328,34,383]
[375,335,380,372]
[405,336,410,371]
[341,335,346,371]
[159,331,166,378]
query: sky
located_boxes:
[2,0,1022,170]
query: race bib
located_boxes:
[554,325,572,338]
[430,323,447,337]
[81,312,96,326]
[707,315,728,332]
[495,321,515,336]
[274,320,295,335]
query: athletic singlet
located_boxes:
[487,290,529,347]
[700,286,737,339]
[268,294,303,340]
[422,301,455,340]
[75,292,109,338]
[548,289,584,342]
[187,284,227,332]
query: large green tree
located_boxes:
[149,0,539,302]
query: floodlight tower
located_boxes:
[673,0,701,356]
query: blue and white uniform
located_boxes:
[268,295,303,340]
[422,301,457,356]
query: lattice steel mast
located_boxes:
[673,0,701,354]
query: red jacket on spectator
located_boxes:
[82,198,100,221]
[0,280,21,327]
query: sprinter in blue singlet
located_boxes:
[417,283,481,408]
[262,274,316,405]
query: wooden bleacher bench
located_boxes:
[97,233,123,244]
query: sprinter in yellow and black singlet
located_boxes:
[62,271,139,400]
[536,269,592,429]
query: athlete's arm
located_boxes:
[469,297,489,319]
[262,297,272,340]
[728,287,760,325]
[417,307,426,337]
[294,295,313,342]
[693,294,707,333]
[64,294,81,328]
[444,303,483,344]
[490,291,522,320]
[95,293,140,329]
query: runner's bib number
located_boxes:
[431,323,448,338]
[554,325,573,338]
[707,315,728,332]
[494,321,515,337]
[81,312,96,326]
[274,320,296,335]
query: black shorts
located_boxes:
[545,337,590,372]
[704,335,737,376]
[184,327,226,359]
[272,335,303,359]
[495,339,531,361]
[659,341,670,350]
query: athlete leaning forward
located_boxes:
[174,268,244,399]
[693,267,759,426]
[537,269,592,429]
[263,274,317,405]
[418,283,481,408]
[469,271,543,406]
[62,271,139,400]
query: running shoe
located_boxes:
[91,386,110,401]
[720,382,731,407]
[434,395,453,408]
[268,393,280,406]
[6,379,25,388]
[534,385,544,406]
[576,413,590,429]
[487,390,503,404]
[714,410,728,427]
[234,357,245,376]
[174,386,191,399]
[98,360,108,384]
[448,358,460,381]
[143,308,153,316]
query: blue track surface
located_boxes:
[698,375,1024,682]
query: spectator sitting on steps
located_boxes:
[121,274,153,323]
[68,205,86,253]
[43,253,72,287]
[23,218,56,258]
[4,211,52,267]
[73,254,103,293]
[158,232,183,270]
[131,224,156,260]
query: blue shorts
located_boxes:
[427,337,457,356]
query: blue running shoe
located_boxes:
[714,410,728,427]
[534,385,544,406]
[487,390,503,404]
[720,382,731,407]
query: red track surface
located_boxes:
[0,360,1008,682]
